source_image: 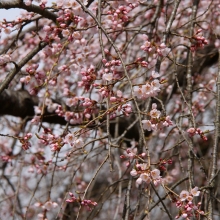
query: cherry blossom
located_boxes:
[180,190,190,201]
[191,187,200,197]
[0,0,217,219]
[103,73,113,81]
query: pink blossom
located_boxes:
[181,213,188,218]
[43,200,58,210]
[140,40,151,51]
[20,75,31,84]
[31,116,41,125]
[65,133,75,145]
[136,177,143,186]
[130,169,137,176]
[151,169,160,179]
[4,28,11,34]
[133,86,143,99]
[151,79,160,91]
[187,128,196,136]
[117,90,123,97]
[152,103,157,109]
[140,173,151,184]
[165,116,173,126]
[142,83,153,97]
[150,109,161,118]
[103,73,113,81]
[0,54,11,65]
[180,190,189,201]
[187,196,193,201]
[142,120,152,131]
[74,138,84,148]
[63,29,71,38]
[127,147,137,158]
[66,97,78,107]
[191,186,200,197]
[151,71,160,78]
[72,32,81,39]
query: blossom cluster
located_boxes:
[0,9,36,36]
[190,29,208,52]
[20,64,40,84]
[66,192,97,211]
[64,133,84,148]
[35,200,58,220]
[35,128,84,152]
[141,103,173,131]
[187,127,208,141]
[0,54,11,65]
[130,163,162,187]
[64,96,98,122]
[29,155,52,174]
[175,187,205,219]
[133,70,162,100]
[35,200,58,211]
[78,66,97,91]
[20,133,32,150]
[102,58,121,82]
[25,0,47,8]
[120,147,146,168]
[105,3,139,29]
[121,147,145,159]
[141,40,170,58]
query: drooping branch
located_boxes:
[166,44,219,100]
[0,0,57,23]
[0,41,47,95]
[186,0,199,192]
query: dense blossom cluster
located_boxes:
[141,103,173,131]
[175,187,204,219]
[133,71,162,99]
[190,29,208,52]
[130,165,162,187]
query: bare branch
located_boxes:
[0,1,57,22]
[0,41,47,95]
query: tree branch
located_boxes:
[0,41,47,95]
[0,0,57,23]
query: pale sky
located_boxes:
[0,0,54,21]
[0,0,54,38]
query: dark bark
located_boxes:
[0,89,67,125]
